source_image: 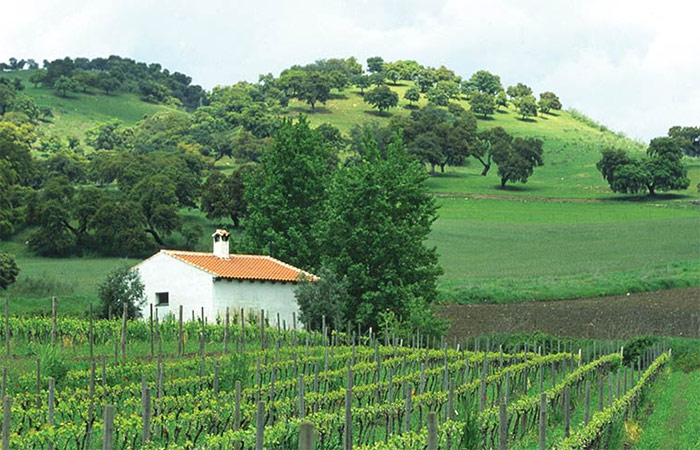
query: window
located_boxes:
[155,292,169,306]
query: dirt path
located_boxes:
[439,287,700,340]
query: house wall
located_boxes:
[134,252,214,321]
[212,279,301,329]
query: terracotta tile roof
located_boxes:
[162,250,317,283]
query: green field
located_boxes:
[1,70,699,313]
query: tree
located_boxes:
[463,70,503,95]
[29,70,46,88]
[0,251,19,290]
[415,67,438,93]
[470,127,512,176]
[352,74,371,94]
[506,82,533,99]
[366,56,384,73]
[294,267,349,331]
[298,71,331,111]
[539,91,562,112]
[364,85,398,113]
[53,76,78,97]
[97,265,146,319]
[85,119,130,150]
[495,91,508,110]
[469,92,495,118]
[97,72,121,94]
[668,126,700,157]
[318,134,442,328]
[243,117,331,270]
[514,95,538,119]
[200,166,252,227]
[597,139,690,196]
[384,62,402,85]
[492,136,544,188]
[131,174,182,246]
[404,86,420,107]
[0,84,15,114]
[645,137,690,195]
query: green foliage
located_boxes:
[243,117,331,270]
[35,345,69,384]
[0,251,19,290]
[404,86,420,105]
[200,166,252,227]
[294,267,349,331]
[463,70,503,96]
[623,336,659,366]
[514,94,538,119]
[364,85,398,112]
[97,265,146,319]
[506,82,533,99]
[668,125,700,157]
[85,119,131,150]
[366,56,384,73]
[539,91,562,113]
[318,134,442,328]
[53,75,78,97]
[492,136,544,187]
[468,92,496,118]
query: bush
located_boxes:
[622,336,659,366]
[98,265,146,319]
[35,345,69,384]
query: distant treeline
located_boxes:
[3,55,205,109]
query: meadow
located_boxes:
[1,70,698,313]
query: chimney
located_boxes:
[212,229,230,258]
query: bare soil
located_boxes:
[439,287,700,340]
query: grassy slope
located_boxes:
[4,70,177,140]
[633,368,700,449]
[1,73,698,311]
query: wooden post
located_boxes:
[404,383,412,432]
[36,358,41,408]
[2,396,11,450]
[298,374,305,419]
[1,368,6,400]
[89,303,94,360]
[234,380,241,450]
[539,393,547,450]
[598,373,604,411]
[564,385,571,438]
[479,360,487,412]
[149,304,154,358]
[120,303,127,360]
[142,386,151,443]
[224,307,229,353]
[214,361,220,397]
[178,305,184,356]
[260,309,265,351]
[87,362,96,448]
[51,296,57,345]
[255,401,265,450]
[608,373,614,407]
[299,421,315,450]
[4,297,9,358]
[498,397,508,450]
[48,378,55,450]
[344,386,353,450]
[584,378,591,426]
[102,405,115,450]
[427,411,438,450]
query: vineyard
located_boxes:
[0,303,671,449]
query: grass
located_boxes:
[431,198,700,303]
[1,71,698,313]
[633,369,700,449]
[4,70,178,140]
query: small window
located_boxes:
[155,292,169,306]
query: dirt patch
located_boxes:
[434,192,601,203]
[439,287,700,340]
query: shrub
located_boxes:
[98,265,146,319]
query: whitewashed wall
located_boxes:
[212,279,301,328]
[134,252,214,321]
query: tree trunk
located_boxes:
[647,185,655,196]
[500,178,507,189]
[430,164,436,176]
[481,164,491,176]
[145,228,166,246]
[440,164,446,173]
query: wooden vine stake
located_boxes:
[4,297,8,358]
[584,378,591,426]
[427,411,438,450]
[538,393,547,450]
[51,296,57,345]
[563,385,571,438]
[299,421,316,450]
[2,396,11,450]
[498,397,508,450]
[178,305,184,356]
[120,303,127,360]
[102,405,115,450]
[234,380,241,450]
[48,378,55,450]
[255,401,265,450]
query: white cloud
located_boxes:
[1,0,698,141]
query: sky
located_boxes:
[1,0,698,142]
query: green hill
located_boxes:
[3,70,178,140]
[1,67,698,313]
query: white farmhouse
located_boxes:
[133,229,315,327]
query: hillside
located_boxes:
[3,70,178,140]
[1,63,698,312]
